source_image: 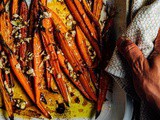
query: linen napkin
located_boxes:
[105,0,160,119]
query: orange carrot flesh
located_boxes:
[0,12,14,51]
[93,0,103,20]
[0,70,14,119]
[64,0,101,59]
[0,1,4,12]
[3,0,8,5]
[73,0,98,40]
[75,26,93,67]
[41,18,69,105]
[40,0,47,6]
[11,0,19,18]
[45,61,52,90]
[19,0,28,67]
[33,31,51,118]
[9,54,35,102]
[93,0,98,14]
[95,0,103,20]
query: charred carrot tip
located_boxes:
[95,111,101,119]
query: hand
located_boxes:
[117,29,160,110]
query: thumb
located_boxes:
[117,37,149,73]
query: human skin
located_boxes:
[117,29,160,111]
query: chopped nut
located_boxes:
[15,63,21,69]
[26,68,35,76]
[57,74,62,79]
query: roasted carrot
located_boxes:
[96,71,110,118]
[11,0,19,18]
[3,0,8,5]
[0,1,4,12]
[19,0,28,67]
[75,26,93,67]
[0,12,14,51]
[56,32,97,101]
[93,0,103,20]
[28,0,39,36]
[0,70,14,120]
[0,34,35,103]
[9,54,35,102]
[73,0,98,40]
[64,0,101,59]
[45,61,52,90]
[33,31,51,118]
[41,18,69,105]
[40,0,47,6]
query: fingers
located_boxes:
[117,37,149,72]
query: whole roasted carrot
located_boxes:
[64,0,101,59]
[73,0,98,40]
[96,71,110,118]
[0,70,14,120]
[33,31,51,118]
[41,18,70,105]
[11,0,19,18]
[19,0,28,67]
[0,34,35,103]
